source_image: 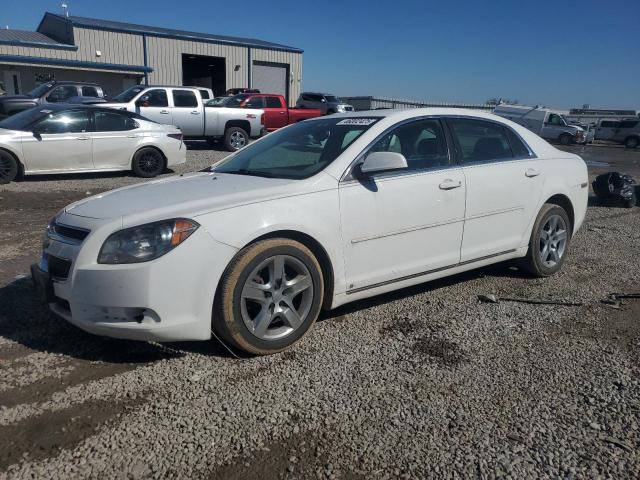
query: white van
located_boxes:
[493,104,587,145]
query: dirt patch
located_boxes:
[0,397,143,470]
[413,336,467,366]
[0,360,139,409]
[209,428,366,480]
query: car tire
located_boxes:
[213,238,324,355]
[624,136,639,149]
[559,133,572,146]
[520,203,572,277]
[224,127,248,152]
[131,147,165,178]
[0,150,19,184]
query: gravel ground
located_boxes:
[0,145,639,479]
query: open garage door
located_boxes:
[253,61,288,102]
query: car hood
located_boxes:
[64,171,324,225]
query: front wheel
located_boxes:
[224,127,248,152]
[520,203,571,277]
[559,133,572,146]
[625,136,639,149]
[214,238,324,355]
[0,150,19,184]
[132,147,165,178]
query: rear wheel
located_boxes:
[214,238,324,355]
[132,147,165,178]
[625,136,639,149]
[559,133,572,146]
[520,203,571,277]
[0,150,19,184]
[224,127,248,152]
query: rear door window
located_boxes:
[448,118,514,163]
[172,90,198,108]
[198,89,210,100]
[619,120,639,129]
[81,86,99,97]
[94,111,137,131]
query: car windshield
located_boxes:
[27,83,54,98]
[0,107,52,131]
[325,96,339,103]
[211,117,381,179]
[112,86,146,102]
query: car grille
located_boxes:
[49,222,90,244]
[48,255,72,280]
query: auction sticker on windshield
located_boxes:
[336,118,379,126]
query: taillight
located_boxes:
[260,113,265,126]
[167,133,183,141]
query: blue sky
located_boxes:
[2,0,639,108]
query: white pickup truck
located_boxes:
[105,86,264,151]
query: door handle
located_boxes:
[439,179,462,190]
[525,168,541,178]
[126,135,138,138]
[279,111,286,115]
[160,110,170,114]
[190,111,200,115]
[75,136,90,141]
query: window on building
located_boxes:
[94,111,138,132]
[265,96,282,108]
[81,86,100,97]
[172,90,198,108]
[33,110,90,134]
[368,119,449,170]
[47,85,78,103]
[448,118,513,163]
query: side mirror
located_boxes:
[356,152,408,176]
[32,129,42,140]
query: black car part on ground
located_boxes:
[592,172,637,208]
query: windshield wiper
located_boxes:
[218,169,275,178]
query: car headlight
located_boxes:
[336,105,345,112]
[98,218,199,264]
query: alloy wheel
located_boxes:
[139,151,162,174]
[240,254,314,341]
[539,214,568,267]
[0,152,15,182]
[230,131,247,149]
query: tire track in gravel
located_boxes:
[0,397,145,470]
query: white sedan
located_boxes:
[32,109,588,355]
[0,105,185,183]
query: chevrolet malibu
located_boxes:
[32,109,588,355]
[0,105,185,183]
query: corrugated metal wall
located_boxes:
[0,43,77,60]
[146,36,247,88]
[252,49,302,106]
[73,27,144,65]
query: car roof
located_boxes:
[49,81,100,86]
[29,104,138,116]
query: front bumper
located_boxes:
[34,215,237,342]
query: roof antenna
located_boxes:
[61,3,69,17]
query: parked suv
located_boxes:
[594,119,640,148]
[296,92,354,115]
[0,81,107,118]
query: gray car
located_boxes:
[296,92,354,115]
[595,119,640,148]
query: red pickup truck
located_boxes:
[225,94,322,131]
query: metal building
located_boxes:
[0,12,303,104]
